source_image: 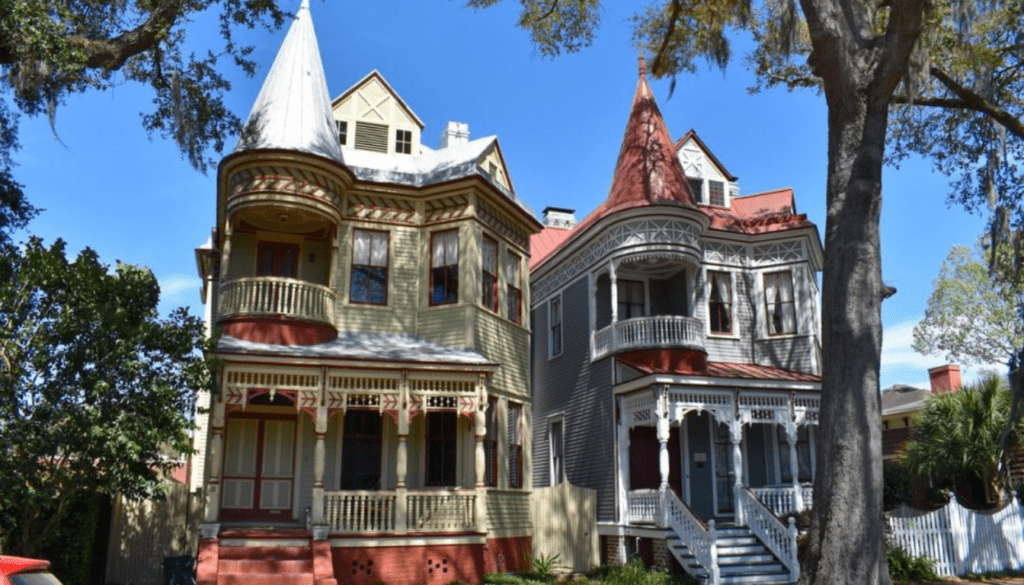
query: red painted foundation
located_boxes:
[330,537,531,585]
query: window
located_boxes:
[481,236,499,312]
[549,296,562,357]
[395,129,412,154]
[431,230,459,305]
[350,229,388,305]
[549,417,564,486]
[688,177,704,204]
[341,410,382,489]
[708,180,726,206]
[506,253,522,324]
[708,271,732,334]
[764,270,796,335]
[484,399,498,487]
[354,121,388,153]
[256,241,299,278]
[426,412,458,486]
[336,120,348,146]
[617,280,644,320]
[508,402,523,488]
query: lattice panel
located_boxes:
[704,241,747,266]
[533,217,702,302]
[477,199,529,250]
[794,393,820,425]
[328,374,401,393]
[622,391,656,427]
[345,194,417,224]
[409,379,476,394]
[228,165,342,207]
[667,388,735,423]
[679,145,704,177]
[752,240,805,266]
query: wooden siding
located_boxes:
[487,489,532,535]
[475,308,530,397]
[530,482,599,574]
[531,276,618,522]
[754,334,818,374]
[105,482,202,585]
[335,224,420,334]
[418,304,470,348]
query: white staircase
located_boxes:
[668,525,794,585]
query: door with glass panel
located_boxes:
[221,415,296,520]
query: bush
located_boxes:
[591,559,696,585]
[887,547,938,582]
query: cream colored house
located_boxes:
[192,3,541,585]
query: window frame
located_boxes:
[548,415,565,487]
[395,128,412,154]
[708,180,726,206]
[336,120,348,146]
[617,279,645,320]
[507,402,523,489]
[425,411,458,487]
[340,410,383,490]
[484,398,498,487]
[687,177,704,204]
[764,269,797,336]
[549,295,563,358]
[349,228,389,306]
[430,230,459,306]
[708,270,733,335]
[506,252,522,324]
[481,235,499,313]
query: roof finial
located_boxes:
[299,0,309,10]
[638,53,647,78]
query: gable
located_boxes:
[332,71,423,155]
[478,143,512,192]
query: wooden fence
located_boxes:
[105,481,202,585]
[530,482,599,574]
[887,495,1024,576]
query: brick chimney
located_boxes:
[928,364,962,395]
[542,206,577,228]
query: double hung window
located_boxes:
[481,236,499,312]
[764,270,796,335]
[350,229,388,305]
[549,296,562,357]
[506,253,522,324]
[617,280,644,320]
[549,418,564,486]
[431,231,459,305]
[426,412,457,486]
[484,399,498,487]
[708,271,732,334]
[507,402,523,488]
[709,180,726,206]
[395,129,412,154]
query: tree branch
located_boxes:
[650,0,683,77]
[929,65,1024,142]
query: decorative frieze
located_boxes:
[345,193,417,224]
[752,240,805,266]
[425,194,470,224]
[703,241,747,266]
[228,165,343,208]
[478,199,530,250]
[533,218,702,302]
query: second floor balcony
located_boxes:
[220,276,336,326]
[592,314,705,361]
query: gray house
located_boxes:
[529,60,823,584]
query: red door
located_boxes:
[220,414,296,521]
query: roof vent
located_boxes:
[542,206,576,228]
[439,121,470,149]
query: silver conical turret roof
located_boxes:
[234,0,343,163]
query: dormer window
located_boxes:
[709,180,726,206]
[688,178,704,204]
[336,120,348,146]
[395,129,412,154]
[354,121,388,153]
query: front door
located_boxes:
[221,414,296,521]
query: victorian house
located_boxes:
[528,60,823,584]
[190,3,540,585]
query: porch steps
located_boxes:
[669,526,794,585]
[213,542,336,585]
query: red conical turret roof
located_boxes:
[604,55,696,211]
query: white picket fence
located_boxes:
[887,494,1024,576]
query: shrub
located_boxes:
[887,547,938,582]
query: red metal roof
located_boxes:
[619,355,821,382]
[530,226,575,270]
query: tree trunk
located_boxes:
[800,95,892,585]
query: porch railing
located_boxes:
[750,485,813,517]
[626,489,662,524]
[663,489,719,585]
[323,489,477,534]
[736,486,799,582]
[592,315,705,361]
[219,277,336,325]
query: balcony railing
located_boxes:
[323,489,478,534]
[219,277,335,325]
[592,315,705,361]
[750,485,814,517]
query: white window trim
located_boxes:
[705,268,738,338]
[763,268,799,338]
[548,293,563,359]
[548,414,566,487]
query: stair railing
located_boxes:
[736,486,800,582]
[662,487,720,585]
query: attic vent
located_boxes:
[355,121,389,153]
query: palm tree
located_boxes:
[900,375,1022,505]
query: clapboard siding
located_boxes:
[476,309,530,397]
[754,335,817,374]
[335,224,420,334]
[417,304,470,347]
[532,276,618,522]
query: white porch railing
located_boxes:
[751,484,814,516]
[592,315,705,360]
[219,277,336,325]
[663,489,719,585]
[323,490,477,534]
[736,487,799,582]
[324,491,396,532]
[626,489,662,524]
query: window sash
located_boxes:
[765,271,797,335]
[506,253,521,323]
[550,297,562,356]
[549,419,564,486]
[431,231,459,305]
[617,280,644,319]
[508,403,523,488]
[482,237,499,311]
[709,271,732,334]
[709,180,725,206]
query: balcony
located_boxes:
[219,277,336,326]
[592,315,705,361]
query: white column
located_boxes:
[617,404,631,524]
[729,420,744,525]
[609,260,619,325]
[786,422,804,511]
[656,387,670,490]
[396,376,410,533]
[311,406,327,527]
[204,400,225,523]
[219,220,233,280]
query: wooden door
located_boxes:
[221,415,296,520]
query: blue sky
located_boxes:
[9,0,996,389]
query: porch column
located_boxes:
[204,400,226,524]
[609,260,619,325]
[395,377,410,534]
[616,401,631,565]
[218,220,233,280]
[312,405,327,528]
[474,404,488,534]
[656,387,670,490]
[786,422,804,511]
[729,420,744,525]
